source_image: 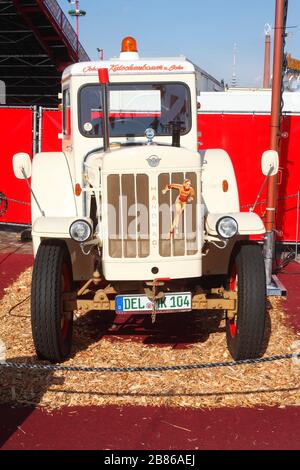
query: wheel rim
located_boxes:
[61,262,71,340]
[229,263,238,338]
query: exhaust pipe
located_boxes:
[98,68,110,152]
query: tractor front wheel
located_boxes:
[31,240,74,363]
[226,243,266,360]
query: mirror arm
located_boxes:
[21,168,45,217]
[250,165,274,213]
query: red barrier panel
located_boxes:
[40,109,62,152]
[0,108,33,225]
[198,113,300,242]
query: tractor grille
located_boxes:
[107,173,150,258]
[107,172,198,259]
[158,172,198,257]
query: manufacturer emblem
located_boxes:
[146,155,161,168]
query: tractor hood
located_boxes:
[86,145,201,174]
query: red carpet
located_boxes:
[1,405,300,450]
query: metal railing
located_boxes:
[42,0,89,62]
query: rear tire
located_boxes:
[226,243,266,360]
[31,240,74,363]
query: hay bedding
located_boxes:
[0,266,299,410]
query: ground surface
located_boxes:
[0,231,299,450]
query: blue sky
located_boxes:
[59,0,300,87]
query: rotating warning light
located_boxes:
[121,36,138,53]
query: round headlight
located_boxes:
[69,220,92,242]
[216,217,238,239]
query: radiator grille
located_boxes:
[107,174,150,258]
[158,172,198,257]
[107,172,198,258]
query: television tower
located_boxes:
[231,43,238,88]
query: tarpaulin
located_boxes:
[198,113,300,242]
[40,109,62,152]
[0,108,33,225]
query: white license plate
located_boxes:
[115,292,192,314]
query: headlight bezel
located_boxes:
[69,219,92,243]
[216,216,238,240]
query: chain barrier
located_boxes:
[1,191,298,214]
[0,353,295,374]
[0,194,30,206]
[0,192,8,217]
[0,192,30,218]
[241,192,300,210]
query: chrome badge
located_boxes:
[147,155,161,168]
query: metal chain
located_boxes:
[0,192,8,217]
[241,192,300,210]
[0,353,295,374]
[0,193,30,206]
[3,190,299,213]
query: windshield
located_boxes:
[79,83,191,138]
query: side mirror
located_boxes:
[13,153,32,179]
[261,150,279,176]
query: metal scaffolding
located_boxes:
[0,0,90,106]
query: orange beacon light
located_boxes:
[121,36,138,53]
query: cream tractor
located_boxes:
[13,38,278,363]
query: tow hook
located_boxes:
[145,281,165,324]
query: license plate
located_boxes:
[115,292,192,314]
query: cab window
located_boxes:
[79,82,191,138]
[63,88,71,136]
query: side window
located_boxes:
[63,88,71,136]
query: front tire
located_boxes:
[31,240,74,363]
[226,243,266,360]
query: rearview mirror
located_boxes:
[13,153,32,179]
[261,150,279,176]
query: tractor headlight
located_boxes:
[69,220,92,242]
[216,217,238,239]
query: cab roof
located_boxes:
[62,56,197,81]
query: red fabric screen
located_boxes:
[41,109,62,152]
[0,108,33,224]
[198,113,300,242]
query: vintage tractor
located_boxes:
[13,37,278,363]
